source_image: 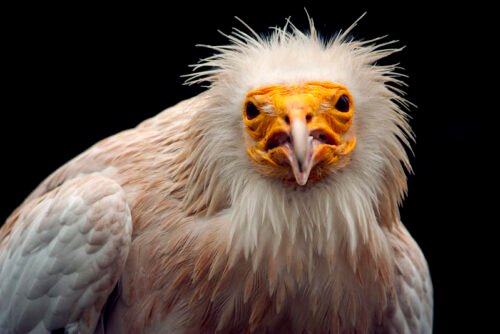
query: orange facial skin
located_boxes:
[242,81,356,185]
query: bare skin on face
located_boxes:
[242,81,357,185]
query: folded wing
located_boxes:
[0,175,132,334]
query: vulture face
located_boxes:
[242,81,357,185]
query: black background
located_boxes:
[1,3,490,333]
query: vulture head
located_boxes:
[184,16,412,261]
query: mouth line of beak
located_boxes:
[265,129,336,152]
[265,131,291,151]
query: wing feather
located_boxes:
[378,225,433,333]
[0,175,132,334]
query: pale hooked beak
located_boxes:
[288,118,314,186]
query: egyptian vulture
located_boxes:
[0,17,433,333]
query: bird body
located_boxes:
[0,19,432,333]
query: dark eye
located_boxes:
[335,95,350,112]
[245,102,260,120]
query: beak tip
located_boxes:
[294,172,309,186]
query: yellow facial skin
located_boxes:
[242,81,356,185]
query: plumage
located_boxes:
[0,17,432,333]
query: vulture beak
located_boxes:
[288,109,314,185]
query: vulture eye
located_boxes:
[335,95,350,112]
[245,102,260,120]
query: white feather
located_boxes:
[184,18,412,266]
[0,175,132,333]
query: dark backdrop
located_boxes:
[1,3,488,333]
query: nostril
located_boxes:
[306,114,312,123]
[284,115,290,125]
